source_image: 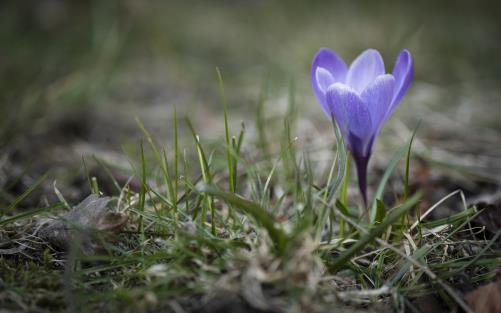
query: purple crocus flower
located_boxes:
[311,48,413,205]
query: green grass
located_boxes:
[1,78,498,313]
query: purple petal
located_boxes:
[311,48,348,115]
[325,83,355,134]
[326,83,373,154]
[315,67,335,94]
[389,49,413,116]
[360,74,395,134]
[347,49,385,93]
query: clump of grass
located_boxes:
[0,72,498,313]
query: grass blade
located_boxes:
[199,184,287,255]
[329,192,421,273]
[370,126,419,223]
[173,105,179,216]
[138,141,147,247]
[3,171,50,213]
[186,118,215,235]
[403,121,420,201]
[216,68,235,194]
[0,202,64,227]
[316,117,347,238]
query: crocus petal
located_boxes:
[325,83,355,133]
[315,67,335,93]
[347,49,385,93]
[326,83,373,155]
[346,96,372,143]
[361,74,395,134]
[388,49,413,117]
[311,48,348,115]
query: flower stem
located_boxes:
[354,154,369,208]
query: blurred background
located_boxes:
[1,0,500,206]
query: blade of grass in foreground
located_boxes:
[199,184,287,255]
[403,121,420,201]
[3,171,50,213]
[232,123,245,190]
[370,126,419,223]
[138,141,147,255]
[326,117,347,206]
[136,118,175,215]
[216,68,235,194]
[91,156,122,194]
[316,117,347,238]
[329,192,421,273]
[0,202,64,227]
[172,105,179,216]
[186,118,216,235]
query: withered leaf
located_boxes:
[37,194,128,255]
[464,277,501,313]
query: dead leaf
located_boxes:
[37,194,128,255]
[463,277,501,313]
